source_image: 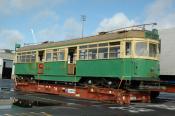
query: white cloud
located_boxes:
[95,12,137,33]
[0,29,24,50]
[63,18,82,39]
[145,0,175,29]
[0,0,66,15]
[36,17,81,42]
[31,10,59,28]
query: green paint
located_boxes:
[133,59,159,79]
[76,59,123,78]
[145,29,159,40]
[15,63,38,75]
[44,61,67,75]
[76,58,159,81]
[15,58,159,82]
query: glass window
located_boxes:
[98,48,108,59]
[126,42,131,56]
[135,42,148,56]
[53,52,58,61]
[52,49,65,61]
[99,43,108,47]
[109,42,120,46]
[26,55,31,62]
[80,45,87,49]
[58,52,64,60]
[31,54,36,62]
[149,43,157,57]
[79,49,88,60]
[46,53,52,61]
[88,49,97,59]
[89,44,97,48]
[21,55,25,62]
[109,46,120,58]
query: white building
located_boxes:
[0,49,15,79]
[159,28,175,76]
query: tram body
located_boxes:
[15,28,160,88]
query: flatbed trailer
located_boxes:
[15,82,153,105]
[15,80,175,105]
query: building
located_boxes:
[159,28,175,76]
[0,49,15,79]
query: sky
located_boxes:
[0,0,175,50]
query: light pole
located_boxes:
[81,15,86,39]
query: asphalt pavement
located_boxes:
[0,79,175,116]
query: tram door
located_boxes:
[67,47,77,75]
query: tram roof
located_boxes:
[16,29,158,52]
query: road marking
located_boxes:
[147,104,175,110]
[2,112,53,116]
[40,112,52,116]
[30,112,40,116]
[3,114,12,116]
[109,106,154,113]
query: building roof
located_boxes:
[0,52,15,60]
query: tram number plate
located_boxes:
[66,89,76,94]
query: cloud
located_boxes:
[31,10,59,28]
[0,29,24,49]
[0,0,66,15]
[95,12,137,33]
[36,17,81,42]
[145,0,175,29]
[95,0,175,33]
[63,18,82,39]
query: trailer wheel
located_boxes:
[150,91,160,100]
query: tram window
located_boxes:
[135,42,148,56]
[109,47,120,58]
[89,44,97,48]
[79,45,87,49]
[126,42,131,56]
[26,55,30,62]
[98,48,108,59]
[88,49,97,59]
[79,49,88,60]
[149,43,157,57]
[31,54,36,62]
[53,53,57,61]
[99,43,108,47]
[46,53,52,61]
[21,55,25,62]
[58,52,64,60]
[109,42,120,46]
[52,49,65,61]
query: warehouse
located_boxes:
[0,49,15,79]
[159,28,175,79]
